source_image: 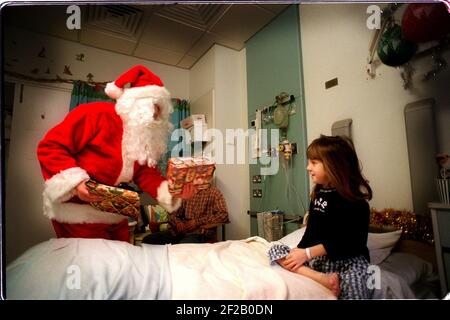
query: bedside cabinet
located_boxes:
[429,202,450,297]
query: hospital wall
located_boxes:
[246,5,310,236]
[189,45,250,240]
[299,4,450,212]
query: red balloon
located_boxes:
[402,3,450,43]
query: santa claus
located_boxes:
[37,65,183,241]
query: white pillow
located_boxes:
[278,226,306,249]
[367,230,402,265]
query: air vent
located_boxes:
[155,4,227,30]
[84,5,144,39]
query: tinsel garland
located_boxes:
[370,208,434,244]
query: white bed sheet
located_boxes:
[6,237,335,300]
[169,236,336,300]
[6,238,171,300]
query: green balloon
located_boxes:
[378,24,418,67]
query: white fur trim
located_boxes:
[44,201,126,224]
[114,155,134,186]
[120,85,170,100]
[44,167,89,203]
[42,167,125,224]
[157,181,181,213]
[105,82,124,99]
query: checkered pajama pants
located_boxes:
[268,243,373,299]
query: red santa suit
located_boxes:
[37,65,181,241]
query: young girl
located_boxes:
[268,135,373,299]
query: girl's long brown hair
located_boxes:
[307,135,372,202]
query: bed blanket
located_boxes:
[169,236,336,300]
[6,238,171,300]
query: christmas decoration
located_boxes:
[399,63,415,90]
[86,73,94,82]
[76,53,85,62]
[377,23,417,67]
[423,49,448,81]
[370,208,433,243]
[402,3,450,44]
[63,65,72,75]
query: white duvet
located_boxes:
[169,236,336,300]
[6,238,171,300]
[6,236,335,300]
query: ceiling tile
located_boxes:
[209,4,274,45]
[4,5,79,42]
[186,33,217,58]
[134,42,184,66]
[79,27,136,55]
[140,15,204,53]
[177,55,198,69]
[206,32,242,51]
[256,4,290,15]
[4,3,284,70]
[83,5,145,41]
[154,3,229,30]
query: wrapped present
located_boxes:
[166,157,216,195]
[146,205,169,232]
[85,180,140,220]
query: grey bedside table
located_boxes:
[429,202,450,297]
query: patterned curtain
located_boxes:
[158,98,190,175]
[70,81,114,111]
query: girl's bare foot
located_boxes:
[319,273,340,297]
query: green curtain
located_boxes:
[157,98,190,175]
[70,81,114,111]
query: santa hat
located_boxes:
[105,65,170,101]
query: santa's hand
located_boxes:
[74,181,102,203]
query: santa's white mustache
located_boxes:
[123,103,164,127]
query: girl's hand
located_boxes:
[74,181,102,203]
[283,248,308,271]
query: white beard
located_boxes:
[115,97,173,169]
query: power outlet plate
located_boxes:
[253,189,262,198]
[252,175,262,183]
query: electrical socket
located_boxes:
[252,175,262,183]
[253,189,262,198]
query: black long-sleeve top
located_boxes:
[297,188,370,262]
